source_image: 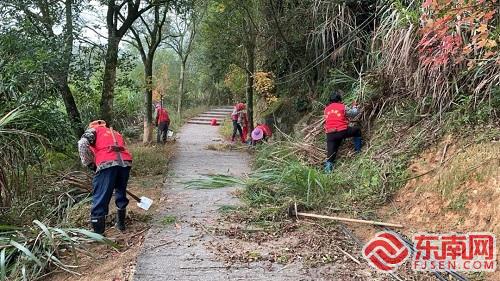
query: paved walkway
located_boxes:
[133,119,307,280]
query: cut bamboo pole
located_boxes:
[295,212,404,228]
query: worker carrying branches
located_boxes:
[324,92,362,173]
[77,120,133,234]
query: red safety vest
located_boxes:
[324,102,348,133]
[231,106,239,121]
[256,124,272,137]
[91,127,132,166]
[157,108,170,122]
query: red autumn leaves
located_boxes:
[417,0,498,68]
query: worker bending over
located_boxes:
[78,120,133,234]
[324,92,362,172]
[251,123,272,145]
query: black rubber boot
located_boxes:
[116,209,126,231]
[91,217,105,234]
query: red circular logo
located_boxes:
[362,231,410,272]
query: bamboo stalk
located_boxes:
[295,212,404,228]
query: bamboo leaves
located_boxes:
[0,220,116,280]
[185,175,246,189]
[0,248,6,280]
[9,240,43,267]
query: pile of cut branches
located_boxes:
[301,118,324,143]
[288,141,325,165]
[289,117,325,165]
[60,171,93,192]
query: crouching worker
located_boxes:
[77,120,133,234]
[251,123,272,145]
[324,92,362,173]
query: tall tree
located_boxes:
[166,6,202,115]
[241,1,258,134]
[125,5,171,143]
[1,0,84,136]
[99,0,166,124]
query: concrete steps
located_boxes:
[207,108,233,113]
[191,117,224,122]
[187,106,233,125]
[198,113,229,118]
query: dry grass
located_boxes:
[408,138,500,197]
[128,143,176,177]
[384,136,500,281]
[369,2,500,116]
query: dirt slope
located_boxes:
[380,136,500,280]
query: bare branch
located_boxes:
[139,14,154,37]
[83,24,108,40]
[76,36,106,52]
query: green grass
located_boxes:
[217,205,240,214]
[185,175,246,189]
[161,215,177,226]
[219,119,234,140]
[447,192,469,212]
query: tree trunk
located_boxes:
[58,0,83,137]
[56,76,84,136]
[100,36,120,124]
[245,39,256,135]
[143,59,154,144]
[177,61,186,115]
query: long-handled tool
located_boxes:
[110,127,153,211]
[288,203,403,228]
[126,190,153,211]
[63,171,153,211]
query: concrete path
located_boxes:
[133,113,307,280]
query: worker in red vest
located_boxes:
[231,102,247,143]
[324,92,362,172]
[155,104,170,143]
[77,120,133,234]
